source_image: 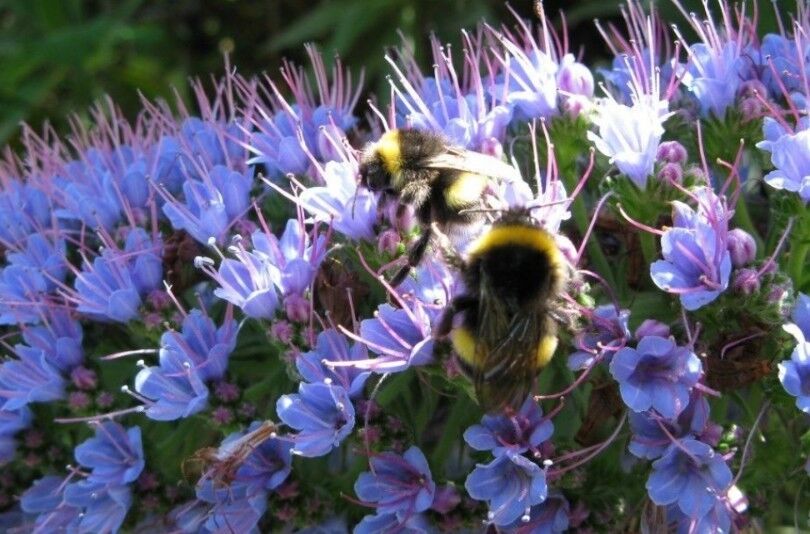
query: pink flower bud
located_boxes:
[377,228,400,255]
[657,162,683,185]
[656,141,687,164]
[284,293,310,323]
[732,268,760,295]
[70,366,98,390]
[727,228,757,267]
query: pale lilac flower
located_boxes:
[134,346,210,421]
[755,126,810,203]
[157,308,237,382]
[778,298,810,413]
[197,250,280,320]
[297,329,370,399]
[250,218,327,296]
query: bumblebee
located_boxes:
[359,128,519,286]
[435,208,567,412]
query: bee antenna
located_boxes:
[458,207,507,215]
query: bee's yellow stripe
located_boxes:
[445,173,488,209]
[468,225,562,268]
[451,327,478,366]
[451,327,558,370]
[376,130,402,176]
[536,335,558,368]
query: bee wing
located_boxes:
[422,150,521,181]
[473,280,543,411]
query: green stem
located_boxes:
[567,187,617,290]
[788,235,810,290]
[639,232,657,271]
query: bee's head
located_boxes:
[358,152,392,192]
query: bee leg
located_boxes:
[429,222,464,270]
[434,294,477,338]
[389,225,433,287]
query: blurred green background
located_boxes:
[0,0,777,148]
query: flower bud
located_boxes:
[270,320,294,344]
[732,268,760,295]
[377,228,400,255]
[385,201,416,233]
[657,162,683,185]
[70,366,98,390]
[727,228,757,267]
[214,381,240,403]
[634,319,670,340]
[479,137,503,159]
[656,141,687,164]
[739,97,763,122]
[555,234,578,266]
[284,293,310,323]
[557,57,594,98]
[68,391,91,410]
[430,485,462,514]
[736,79,767,99]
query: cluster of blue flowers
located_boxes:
[0,0,809,531]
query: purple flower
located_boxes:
[276,382,355,457]
[646,439,732,520]
[251,218,327,296]
[297,329,370,399]
[351,303,434,373]
[466,453,548,526]
[20,476,69,514]
[396,258,454,323]
[0,347,65,410]
[134,347,210,421]
[790,293,810,339]
[569,305,631,370]
[463,396,553,458]
[355,446,436,519]
[0,182,51,247]
[158,308,237,382]
[726,228,757,267]
[651,191,732,311]
[63,481,132,534]
[610,336,702,419]
[628,392,710,460]
[74,422,145,485]
[121,227,164,295]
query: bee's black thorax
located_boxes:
[467,244,553,308]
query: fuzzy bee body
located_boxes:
[359,129,518,286]
[437,209,566,412]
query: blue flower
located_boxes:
[72,250,143,323]
[0,397,31,463]
[352,303,434,373]
[251,218,327,296]
[122,227,164,295]
[646,439,732,520]
[568,305,631,370]
[756,127,810,203]
[610,336,702,419]
[220,421,293,491]
[503,493,569,534]
[465,453,548,527]
[19,308,83,373]
[0,182,51,247]
[354,511,432,534]
[628,391,710,460]
[159,308,238,382]
[778,320,810,414]
[355,446,436,519]
[161,165,253,245]
[6,233,67,291]
[196,479,268,533]
[134,345,210,421]
[0,264,49,325]
[276,382,355,457]
[21,475,68,514]
[680,42,747,117]
[74,422,145,485]
[464,396,553,458]
[396,257,454,323]
[790,293,810,339]
[297,329,370,399]
[0,347,65,410]
[63,481,132,534]
[650,224,732,311]
[199,252,280,320]
[298,160,377,242]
